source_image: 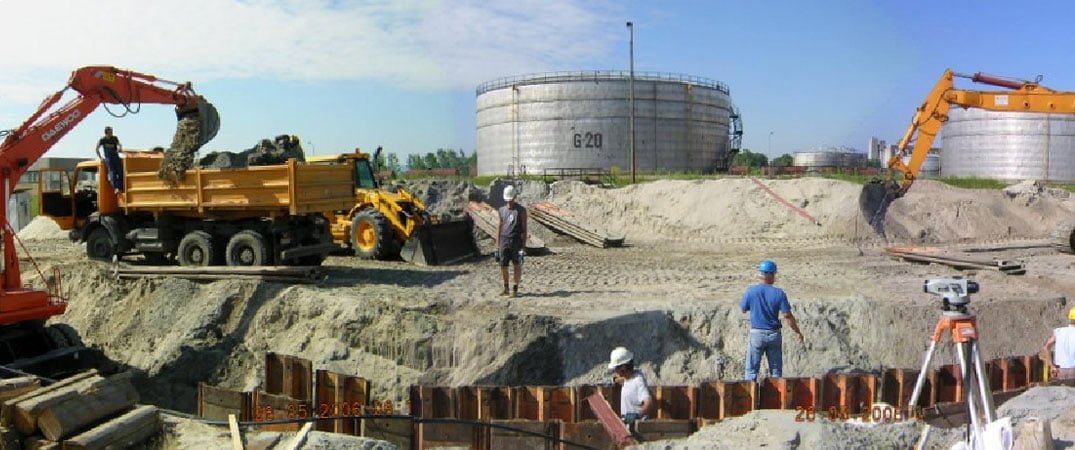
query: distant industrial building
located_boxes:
[475,71,742,176]
[867,137,886,162]
[792,146,866,170]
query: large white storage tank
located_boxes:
[941,108,1075,181]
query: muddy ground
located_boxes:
[15,177,1075,448]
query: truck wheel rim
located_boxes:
[357,222,375,250]
[238,247,255,265]
[190,248,205,264]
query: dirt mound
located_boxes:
[199,135,305,169]
[17,216,66,241]
[545,178,1075,243]
[403,179,484,220]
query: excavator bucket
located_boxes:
[859,179,900,234]
[400,218,479,266]
[195,100,220,146]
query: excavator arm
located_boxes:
[863,68,1075,227]
[0,66,218,315]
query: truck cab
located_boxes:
[38,158,123,234]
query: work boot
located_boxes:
[512,285,519,298]
[500,286,510,297]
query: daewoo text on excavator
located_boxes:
[862,68,1075,252]
[0,66,218,376]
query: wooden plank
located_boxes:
[416,421,476,449]
[786,378,820,410]
[584,393,636,448]
[561,421,614,450]
[360,417,412,450]
[696,381,721,420]
[489,419,560,450]
[575,385,618,422]
[634,419,695,442]
[0,378,38,403]
[37,374,140,441]
[282,421,312,450]
[197,383,252,421]
[457,386,478,420]
[229,414,244,450]
[548,387,575,423]
[264,353,312,401]
[513,387,543,421]
[477,386,513,420]
[253,391,308,432]
[717,381,756,419]
[22,436,58,450]
[1,370,97,428]
[62,405,160,450]
[654,386,696,419]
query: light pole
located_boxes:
[627,21,636,184]
[306,140,316,156]
[767,131,773,157]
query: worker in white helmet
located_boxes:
[1043,306,1075,380]
[496,184,528,297]
[608,347,652,425]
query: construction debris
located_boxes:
[530,201,624,248]
[199,134,306,169]
[885,246,1027,275]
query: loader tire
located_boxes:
[178,231,219,267]
[352,210,395,260]
[86,228,115,262]
[226,231,270,266]
[1053,221,1075,254]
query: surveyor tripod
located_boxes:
[908,308,997,443]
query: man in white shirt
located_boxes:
[608,347,652,425]
[1043,307,1075,380]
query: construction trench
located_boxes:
[8,177,1075,449]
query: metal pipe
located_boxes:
[627,21,636,184]
[908,340,938,413]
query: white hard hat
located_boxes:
[502,185,517,201]
[608,347,633,370]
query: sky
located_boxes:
[3,0,1075,162]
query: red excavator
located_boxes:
[0,66,218,376]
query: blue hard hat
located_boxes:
[759,260,777,273]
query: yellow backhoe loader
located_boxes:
[310,148,478,265]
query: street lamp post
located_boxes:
[768,131,773,157]
[627,21,636,184]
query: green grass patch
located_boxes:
[820,173,874,185]
[933,177,1009,190]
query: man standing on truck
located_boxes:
[740,260,804,381]
[496,185,527,297]
[95,126,124,193]
[1043,307,1075,380]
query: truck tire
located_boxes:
[178,231,218,267]
[1054,221,1075,254]
[226,231,270,266]
[351,210,394,260]
[85,228,115,261]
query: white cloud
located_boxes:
[0,0,621,105]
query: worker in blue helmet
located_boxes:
[740,260,804,381]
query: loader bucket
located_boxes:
[400,218,479,266]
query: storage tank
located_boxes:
[476,71,736,176]
[792,147,865,169]
[901,153,941,177]
[941,108,1075,181]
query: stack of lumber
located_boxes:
[465,202,547,254]
[530,202,624,248]
[885,246,1026,275]
[0,371,160,450]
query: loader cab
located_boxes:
[37,160,116,231]
[354,158,378,189]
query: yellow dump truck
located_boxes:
[38,150,354,266]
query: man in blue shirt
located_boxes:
[740,260,804,381]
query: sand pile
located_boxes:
[404,179,483,220]
[545,178,1075,243]
[17,216,66,241]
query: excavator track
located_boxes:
[0,323,91,379]
[1052,221,1075,254]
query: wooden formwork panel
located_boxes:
[477,386,514,420]
[197,383,252,421]
[758,378,786,410]
[881,369,920,409]
[410,385,458,419]
[935,365,962,404]
[822,373,875,414]
[489,419,561,450]
[716,381,756,419]
[983,360,1005,392]
[457,386,479,420]
[634,419,695,442]
[1026,355,1045,383]
[512,387,575,423]
[654,386,696,419]
[696,382,721,420]
[786,378,821,410]
[253,390,310,432]
[561,421,615,450]
[314,369,370,434]
[264,352,312,401]
[417,421,480,449]
[361,417,413,450]
[1000,357,1029,390]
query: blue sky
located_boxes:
[2,0,1075,162]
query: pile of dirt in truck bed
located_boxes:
[198,134,306,169]
[546,178,1075,243]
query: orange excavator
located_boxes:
[861,68,1075,251]
[0,66,218,376]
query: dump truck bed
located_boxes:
[119,152,354,217]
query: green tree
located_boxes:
[732,149,768,167]
[374,150,387,171]
[868,158,882,168]
[407,153,426,170]
[386,152,402,174]
[422,152,438,170]
[771,153,794,167]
